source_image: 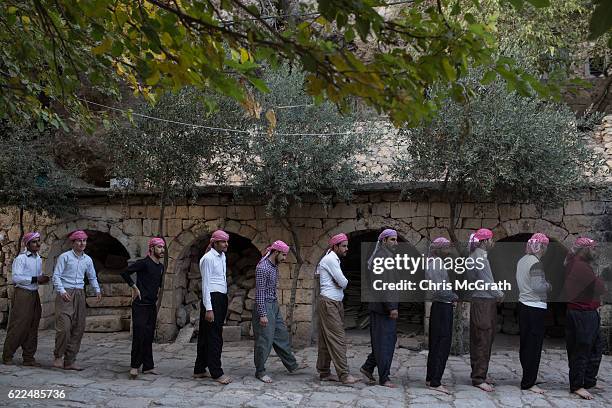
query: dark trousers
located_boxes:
[518,303,546,389]
[131,304,157,371]
[469,298,497,385]
[2,288,41,363]
[194,292,228,379]
[565,309,603,392]
[361,311,397,385]
[252,301,298,377]
[426,302,453,387]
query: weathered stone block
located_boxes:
[499,204,520,221]
[222,325,242,342]
[372,202,390,217]
[328,203,354,219]
[293,304,312,322]
[521,204,540,218]
[430,202,450,217]
[583,201,605,215]
[146,206,162,219]
[188,206,205,219]
[85,315,123,332]
[463,218,481,229]
[204,206,226,220]
[564,201,583,215]
[411,216,428,231]
[123,219,143,236]
[542,207,563,223]
[390,202,417,218]
[227,206,254,220]
[166,219,183,237]
[474,203,498,218]
[86,296,132,308]
[129,206,147,219]
[416,202,429,216]
[563,215,592,234]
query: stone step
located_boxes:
[85,315,124,332]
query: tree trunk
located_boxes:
[155,197,168,340]
[447,200,469,355]
[16,206,24,253]
[279,218,305,346]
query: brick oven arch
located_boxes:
[39,224,132,329]
[158,220,267,342]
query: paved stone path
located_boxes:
[0,330,610,407]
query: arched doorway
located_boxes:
[173,232,262,342]
[45,230,132,331]
[342,229,424,336]
[489,233,568,338]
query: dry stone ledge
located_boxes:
[222,325,241,342]
[86,296,132,308]
[85,315,123,332]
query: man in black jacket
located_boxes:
[360,229,399,388]
[121,237,165,379]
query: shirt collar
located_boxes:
[211,248,223,257]
[25,250,38,258]
[71,249,85,259]
[329,250,340,263]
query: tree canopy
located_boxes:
[2,0,583,129]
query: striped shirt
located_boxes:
[255,258,278,318]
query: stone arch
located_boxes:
[40,224,132,330]
[341,228,425,335]
[308,217,424,267]
[157,219,267,342]
[498,218,569,244]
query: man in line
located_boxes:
[253,240,303,383]
[121,237,165,379]
[316,233,358,385]
[425,237,458,395]
[467,228,503,392]
[360,229,399,388]
[52,230,101,370]
[2,232,49,366]
[564,237,607,400]
[194,229,232,385]
[516,233,551,394]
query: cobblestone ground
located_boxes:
[0,330,610,407]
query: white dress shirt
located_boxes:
[200,248,227,311]
[52,250,101,294]
[318,251,348,301]
[11,251,42,291]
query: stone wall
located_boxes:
[1,188,611,349]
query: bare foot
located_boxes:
[215,375,232,385]
[485,377,496,385]
[428,384,452,394]
[129,368,138,379]
[474,382,495,392]
[360,367,376,383]
[527,385,545,394]
[382,381,398,388]
[143,369,158,375]
[257,375,273,383]
[53,358,63,369]
[573,388,594,400]
[320,374,339,382]
[288,364,309,374]
[64,364,84,371]
[341,375,359,385]
[193,371,210,379]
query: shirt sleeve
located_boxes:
[255,264,268,318]
[52,253,67,294]
[121,259,144,287]
[11,256,32,286]
[325,257,348,289]
[529,262,551,296]
[200,255,213,311]
[85,257,101,293]
[479,258,503,298]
